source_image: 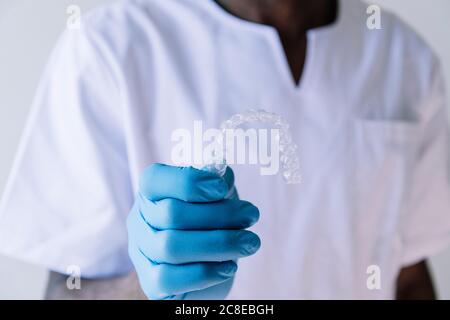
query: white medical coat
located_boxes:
[1,0,450,299]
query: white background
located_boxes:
[0,0,449,299]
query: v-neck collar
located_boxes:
[204,0,347,94]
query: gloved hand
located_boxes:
[127,163,260,300]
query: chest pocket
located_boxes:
[351,119,422,273]
[351,118,420,238]
[353,119,419,171]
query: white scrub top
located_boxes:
[1,0,450,299]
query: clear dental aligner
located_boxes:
[203,109,301,184]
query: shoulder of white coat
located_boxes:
[79,0,155,48]
[386,9,443,116]
[78,0,213,53]
[386,8,438,64]
[353,1,443,118]
[355,0,438,64]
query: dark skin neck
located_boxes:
[215,0,338,85]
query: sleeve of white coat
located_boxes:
[400,59,450,267]
[0,24,133,277]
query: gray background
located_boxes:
[1,0,450,299]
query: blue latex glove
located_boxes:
[127,164,261,300]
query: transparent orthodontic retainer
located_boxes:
[200,109,301,194]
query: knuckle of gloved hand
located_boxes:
[139,164,159,192]
[138,262,172,300]
[180,168,199,202]
[156,230,179,263]
[159,199,179,228]
[151,264,175,298]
